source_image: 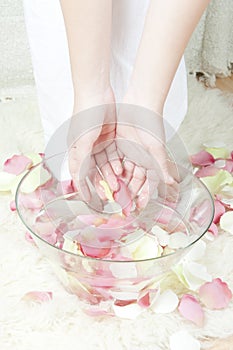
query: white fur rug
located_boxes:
[0,76,233,350]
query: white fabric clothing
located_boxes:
[23,0,188,143]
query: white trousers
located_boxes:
[23,0,188,143]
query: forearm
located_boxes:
[60,0,112,99]
[129,0,210,113]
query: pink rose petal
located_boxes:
[195,165,219,178]
[138,289,158,309]
[191,151,215,166]
[25,231,36,245]
[34,217,58,245]
[22,291,53,303]
[3,154,32,175]
[56,180,75,195]
[10,200,16,211]
[199,278,232,309]
[207,222,218,237]
[18,190,43,210]
[113,179,132,216]
[213,199,226,224]
[84,308,110,317]
[189,199,212,227]
[80,244,111,259]
[178,294,204,327]
[95,225,124,242]
[224,159,233,173]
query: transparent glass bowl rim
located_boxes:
[15,154,214,264]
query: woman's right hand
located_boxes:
[116,104,179,209]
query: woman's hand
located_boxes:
[116,104,179,209]
[68,88,123,203]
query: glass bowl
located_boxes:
[15,153,214,318]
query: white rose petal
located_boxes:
[220,211,233,234]
[0,171,16,191]
[110,290,138,301]
[170,330,200,350]
[168,232,189,249]
[183,261,212,291]
[151,289,179,314]
[151,225,170,246]
[215,159,226,168]
[131,235,160,260]
[63,238,79,254]
[220,198,233,209]
[220,185,233,198]
[103,201,122,214]
[112,302,143,319]
[185,240,206,261]
[109,263,138,279]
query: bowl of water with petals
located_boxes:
[15,152,214,318]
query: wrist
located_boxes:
[123,83,165,116]
[73,84,115,114]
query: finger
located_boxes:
[69,143,93,202]
[136,169,159,209]
[136,179,149,209]
[94,150,118,191]
[105,142,123,176]
[94,171,108,201]
[149,144,175,185]
[127,165,146,199]
[122,160,135,186]
[157,179,180,204]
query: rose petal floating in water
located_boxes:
[178,294,204,327]
[199,278,232,309]
[170,330,201,350]
[220,211,233,234]
[168,232,189,250]
[113,179,132,216]
[151,225,170,246]
[57,180,75,195]
[109,262,138,279]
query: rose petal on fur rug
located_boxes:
[178,294,204,327]
[199,278,232,309]
[3,154,32,175]
[151,289,179,314]
[190,150,215,166]
[21,291,53,304]
[220,211,233,234]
